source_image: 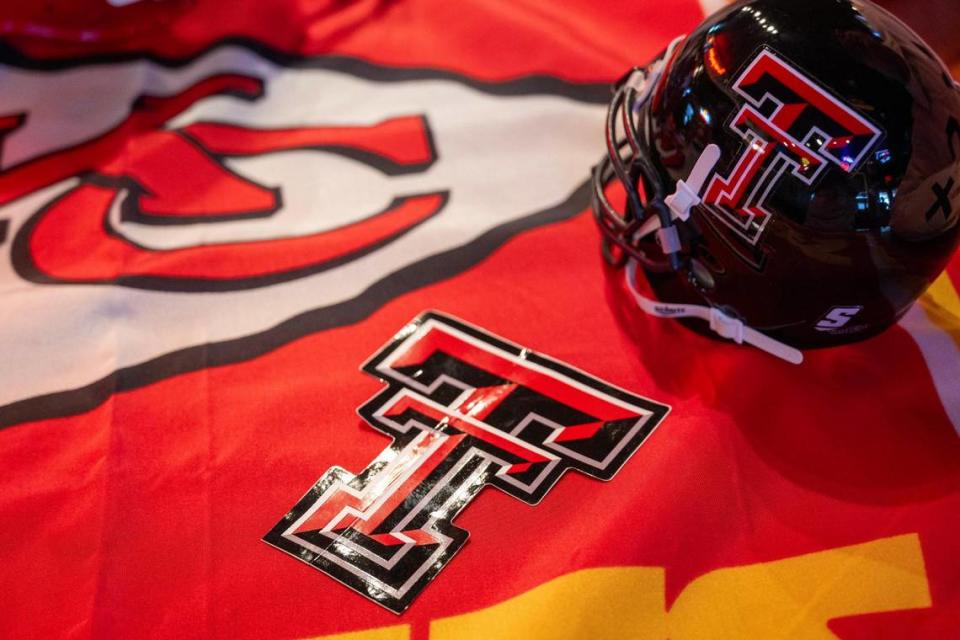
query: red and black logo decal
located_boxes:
[263,312,670,613]
[702,48,884,245]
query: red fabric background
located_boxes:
[0,1,958,638]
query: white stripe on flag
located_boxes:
[900,293,960,437]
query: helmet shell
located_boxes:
[642,0,960,347]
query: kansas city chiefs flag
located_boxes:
[1,0,959,638]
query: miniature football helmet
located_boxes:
[593,0,960,363]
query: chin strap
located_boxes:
[621,143,804,365]
[624,261,804,364]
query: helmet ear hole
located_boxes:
[690,258,716,290]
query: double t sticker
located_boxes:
[264,312,670,613]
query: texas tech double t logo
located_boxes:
[264,312,669,612]
[702,48,883,245]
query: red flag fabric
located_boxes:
[0,1,958,638]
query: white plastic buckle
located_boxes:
[709,308,745,344]
[656,225,682,254]
[663,179,700,222]
[663,143,722,223]
[624,260,804,364]
[624,69,650,93]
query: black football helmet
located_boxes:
[593,0,960,364]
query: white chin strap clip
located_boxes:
[625,262,804,364]
[624,145,804,365]
[634,144,723,255]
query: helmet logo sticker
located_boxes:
[264,311,670,613]
[701,48,884,245]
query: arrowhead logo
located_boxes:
[0,46,605,427]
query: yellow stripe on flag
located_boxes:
[920,272,960,344]
[431,567,667,640]
[668,534,929,639]
[307,625,410,640]
[429,535,929,640]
